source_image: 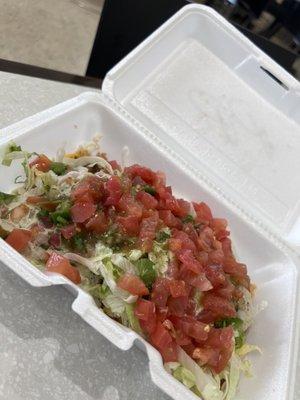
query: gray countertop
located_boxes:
[0,71,299,400]
[0,71,169,400]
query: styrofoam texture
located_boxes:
[0,92,299,400]
[103,4,300,249]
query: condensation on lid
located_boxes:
[103,5,300,247]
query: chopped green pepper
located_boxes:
[50,161,68,176]
[156,230,171,242]
[50,200,71,226]
[143,185,156,196]
[182,214,194,223]
[0,191,16,204]
[135,258,156,289]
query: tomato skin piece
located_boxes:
[168,279,187,298]
[5,228,32,252]
[46,252,81,284]
[104,175,122,206]
[150,322,173,349]
[85,212,108,234]
[71,201,96,223]
[117,274,149,296]
[61,224,77,239]
[29,154,51,172]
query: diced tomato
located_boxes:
[72,176,103,203]
[167,296,188,317]
[71,201,96,223]
[208,248,224,264]
[181,318,210,342]
[150,322,172,349]
[177,249,203,274]
[204,265,226,288]
[160,340,178,362]
[205,327,234,373]
[151,278,170,307]
[156,306,169,322]
[5,228,32,252]
[49,232,61,249]
[165,197,186,218]
[172,230,197,252]
[202,294,236,319]
[116,215,140,236]
[10,204,29,223]
[118,193,143,218]
[136,191,158,210]
[223,257,250,289]
[181,343,197,358]
[221,238,233,257]
[175,330,192,346]
[134,299,156,321]
[46,252,81,284]
[197,226,215,252]
[193,202,213,223]
[86,212,108,234]
[139,211,159,251]
[212,277,235,300]
[181,269,212,291]
[109,160,121,171]
[154,171,166,188]
[124,164,156,185]
[168,238,182,252]
[104,175,122,206]
[29,154,51,172]
[168,279,187,298]
[192,347,217,365]
[26,195,46,204]
[135,299,157,334]
[117,274,149,296]
[60,224,77,239]
[197,309,216,324]
[159,210,182,229]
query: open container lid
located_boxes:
[102,4,300,249]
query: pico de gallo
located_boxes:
[0,138,263,400]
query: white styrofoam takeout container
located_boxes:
[0,4,300,400]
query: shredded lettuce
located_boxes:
[173,365,196,389]
[236,343,262,357]
[124,304,141,334]
[128,249,143,261]
[135,258,156,289]
[103,293,126,316]
[177,347,223,400]
[148,241,169,274]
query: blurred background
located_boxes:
[0,0,299,78]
